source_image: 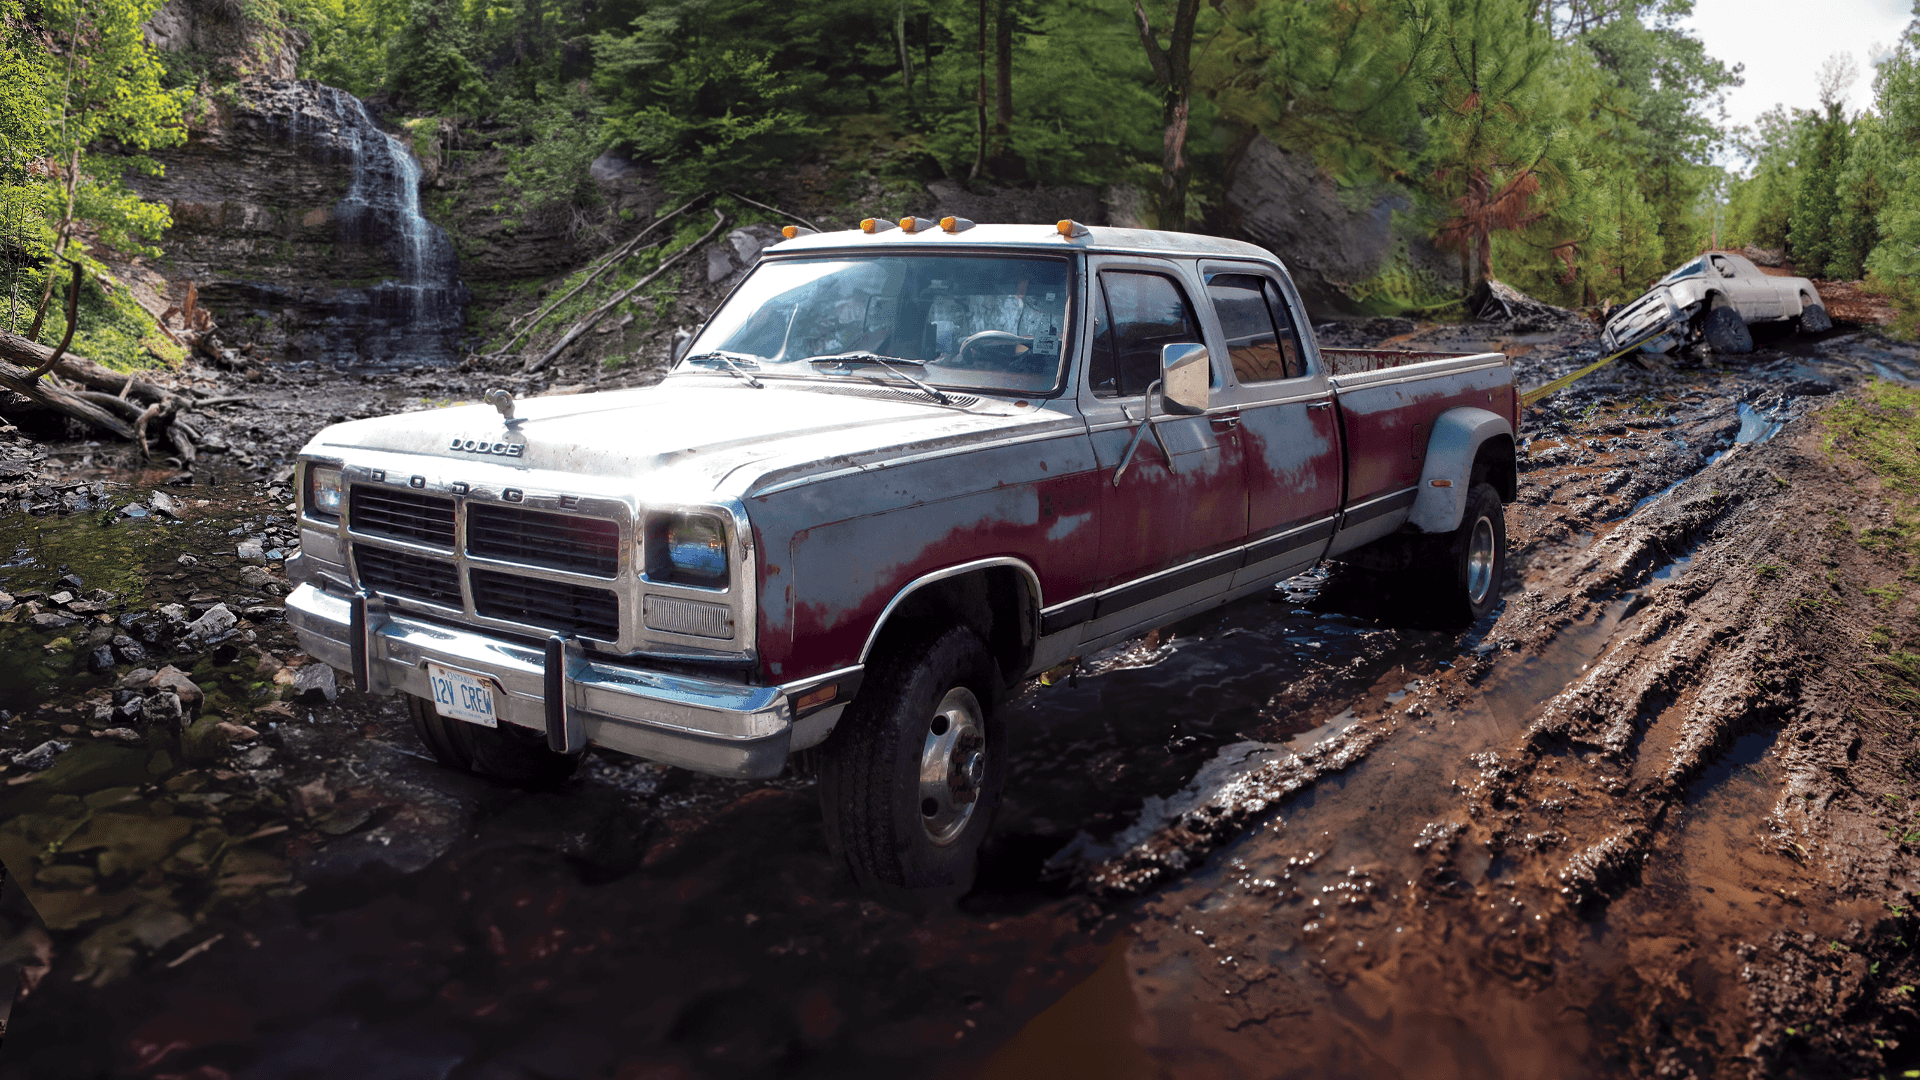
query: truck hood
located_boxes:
[302,377,1074,497]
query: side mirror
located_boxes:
[1161,342,1209,414]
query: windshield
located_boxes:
[679,254,1073,395]
[1660,259,1707,284]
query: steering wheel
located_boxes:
[950,330,1031,370]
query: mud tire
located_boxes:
[1799,301,1833,335]
[817,624,1005,902]
[405,694,580,787]
[1702,306,1753,354]
[1425,482,1507,626]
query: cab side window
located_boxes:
[1091,270,1204,398]
[1206,272,1305,383]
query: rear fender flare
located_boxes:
[1407,407,1515,534]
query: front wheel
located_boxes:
[817,625,1005,900]
[405,694,581,787]
[1799,301,1833,335]
[1702,306,1753,354]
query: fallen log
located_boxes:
[0,332,179,405]
[525,209,729,374]
[0,360,137,439]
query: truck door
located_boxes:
[1201,266,1343,588]
[1080,260,1249,617]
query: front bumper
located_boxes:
[286,581,795,778]
[1601,288,1684,354]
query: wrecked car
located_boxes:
[283,220,1519,896]
[1600,251,1831,355]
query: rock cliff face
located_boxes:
[1223,135,1457,319]
[130,81,466,368]
[144,0,306,81]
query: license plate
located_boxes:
[426,663,499,728]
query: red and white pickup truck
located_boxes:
[285,222,1518,895]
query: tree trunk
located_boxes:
[994,0,1012,147]
[895,2,914,102]
[1132,0,1201,228]
[971,0,989,180]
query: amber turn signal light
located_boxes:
[860,217,898,233]
[795,684,837,713]
[940,216,975,233]
[1056,219,1090,238]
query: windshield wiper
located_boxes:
[806,352,951,406]
[682,350,765,388]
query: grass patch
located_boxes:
[20,275,178,372]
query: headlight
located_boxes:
[646,512,728,588]
[305,464,343,518]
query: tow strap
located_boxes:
[1519,332,1663,407]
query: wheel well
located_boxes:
[867,567,1037,686]
[1472,435,1517,503]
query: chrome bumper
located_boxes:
[286,581,797,778]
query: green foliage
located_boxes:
[29,273,181,368]
[386,0,493,116]
[1788,102,1850,276]
[495,82,600,222]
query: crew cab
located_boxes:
[1600,251,1831,355]
[284,221,1519,896]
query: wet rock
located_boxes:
[0,590,13,612]
[12,740,69,771]
[236,538,266,561]
[152,666,205,709]
[183,603,236,641]
[47,590,74,605]
[111,636,147,665]
[96,728,142,744]
[706,246,737,283]
[142,691,185,731]
[148,490,182,518]
[238,565,275,588]
[183,716,260,760]
[88,645,117,673]
[118,667,158,690]
[175,553,199,566]
[290,663,337,704]
[58,573,83,591]
[66,599,108,616]
[118,503,149,519]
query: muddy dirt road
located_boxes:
[2,320,1919,1079]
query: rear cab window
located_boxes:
[1205,272,1307,384]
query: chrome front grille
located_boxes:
[354,545,462,608]
[345,481,627,643]
[468,503,620,577]
[471,569,620,640]
[349,487,456,547]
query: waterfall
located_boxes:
[266,82,467,368]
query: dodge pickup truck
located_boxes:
[285,220,1519,896]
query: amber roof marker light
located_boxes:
[939,216,975,233]
[1056,219,1090,238]
[779,225,817,240]
[860,217,898,234]
[899,216,939,233]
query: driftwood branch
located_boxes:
[724,191,819,232]
[0,331,201,454]
[496,193,711,359]
[0,359,137,439]
[526,209,729,374]
[0,332,179,405]
[25,260,82,379]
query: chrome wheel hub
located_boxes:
[1466,514,1497,606]
[918,686,986,846]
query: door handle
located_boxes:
[1210,415,1241,429]
[1306,400,1332,411]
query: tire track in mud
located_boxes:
[1019,373,1920,1078]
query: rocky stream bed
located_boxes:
[0,317,1919,1079]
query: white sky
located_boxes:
[1681,0,1914,143]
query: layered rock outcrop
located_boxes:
[1223,135,1457,318]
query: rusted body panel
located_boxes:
[286,223,1517,780]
